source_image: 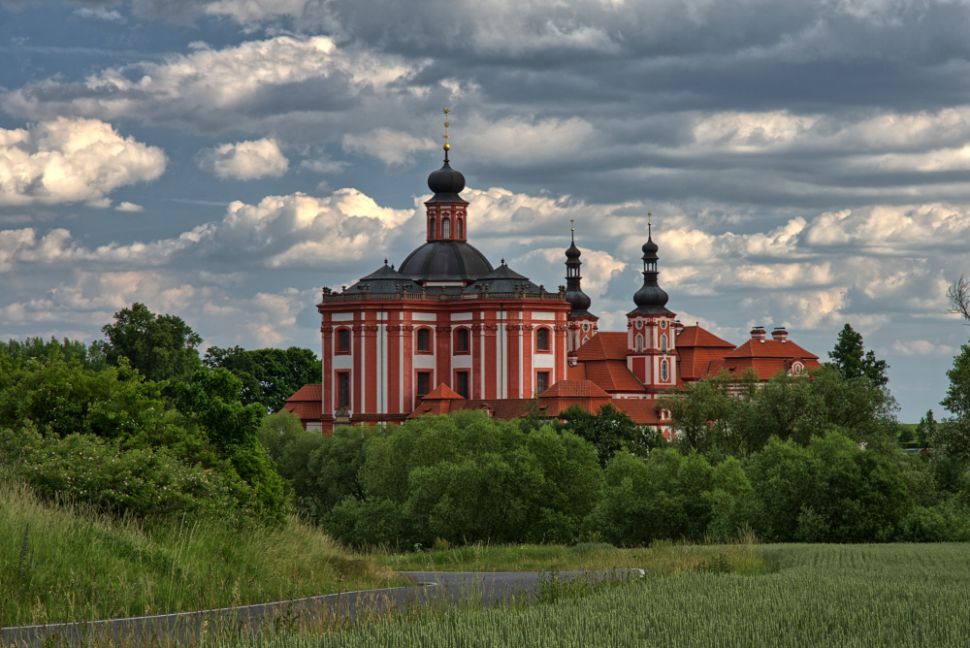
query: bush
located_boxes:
[6,428,237,522]
[319,412,603,549]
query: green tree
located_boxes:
[556,404,661,465]
[916,410,938,448]
[663,375,739,454]
[101,303,202,382]
[204,346,320,412]
[829,323,889,387]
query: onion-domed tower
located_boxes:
[564,221,599,353]
[626,214,677,392]
[398,108,493,287]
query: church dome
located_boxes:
[398,240,493,283]
[427,160,465,197]
[633,283,669,312]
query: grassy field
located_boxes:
[378,539,768,575]
[0,482,401,627]
[222,543,970,648]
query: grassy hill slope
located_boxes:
[0,482,399,627]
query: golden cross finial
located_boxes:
[570,218,575,244]
[443,107,451,158]
[647,211,653,237]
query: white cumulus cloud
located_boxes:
[0,118,165,207]
[199,138,290,180]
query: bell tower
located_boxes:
[564,221,599,354]
[626,213,677,392]
[425,108,468,243]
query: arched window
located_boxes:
[536,327,551,352]
[635,334,643,353]
[454,328,470,353]
[416,328,432,353]
[457,218,464,239]
[660,333,668,354]
[660,359,669,382]
[442,217,451,239]
[336,328,351,354]
[429,216,436,239]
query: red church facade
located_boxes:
[286,132,820,435]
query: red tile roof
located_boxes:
[675,325,734,348]
[283,383,322,421]
[678,347,734,381]
[725,338,819,360]
[422,383,465,400]
[583,360,646,393]
[612,399,663,425]
[287,383,322,401]
[539,379,609,399]
[574,332,628,361]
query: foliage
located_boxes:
[204,345,320,412]
[315,412,604,548]
[0,482,397,627]
[3,427,236,522]
[556,404,663,465]
[828,322,889,387]
[101,302,202,382]
[916,410,938,448]
[667,366,896,455]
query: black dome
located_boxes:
[399,240,493,282]
[427,160,465,195]
[566,240,581,260]
[642,237,659,258]
[565,287,592,313]
[633,284,670,313]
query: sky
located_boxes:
[1,0,969,421]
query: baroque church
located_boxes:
[285,115,820,437]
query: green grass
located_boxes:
[378,539,767,575]
[224,543,970,648]
[0,482,402,627]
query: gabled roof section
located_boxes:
[422,383,465,400]
[539,379,610,399]
[574,332,628,361]
[676,325,734,348]
[583,360,646,393]
[283,383,321,421]
[726,338,819,360]
[611,399,663,426]
[347,262,422,294]
[286,383,322,402]
[463,262,542,295]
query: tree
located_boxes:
[829,323,889,387]
[204,346,320,412]
[101,303,202,382]
[916,410,938,448]
[556,404,660,466]
[948,275,970,322]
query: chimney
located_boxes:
[750,326,767,342]
[673,319,685,335]
[771,327,789,343]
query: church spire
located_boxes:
[425,107,468,242]
[564,220,593,317]
[632,212,670,314]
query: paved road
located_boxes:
[0,569,643,647]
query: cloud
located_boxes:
[0,118,165,207]
[1,36,423,132]
[198,138,289,180]
[342,129,436,167]
[891,339,957,357]
[115,201,144,212]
